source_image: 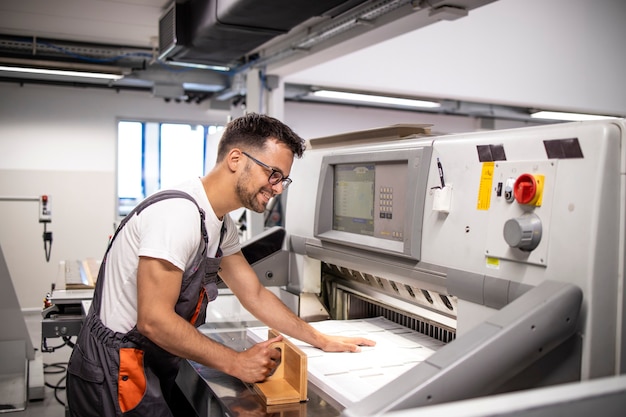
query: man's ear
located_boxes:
[226,148,244,173]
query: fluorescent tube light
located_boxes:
[531,111,618,121]
[165,61,230,73]
[0,65,123,80]
[311,90,440,109]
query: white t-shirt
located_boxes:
[100,178,240,333]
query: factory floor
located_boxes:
[16,311,69,417]
[16,311,198,417]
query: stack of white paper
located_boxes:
[247,316,444,407]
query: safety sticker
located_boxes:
[477,162,494,210]
[486,256,500,269]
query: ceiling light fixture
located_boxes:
[0,65,124,80]
[311,90,440,109]
[530,111,618,122]
[164,61,230,73]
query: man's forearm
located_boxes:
[138,310,239,374]
[139,309,285,383]
[243,288,325,347]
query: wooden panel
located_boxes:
[309,124,432,148]
[253,329,308,405]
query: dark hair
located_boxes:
[216,113,306,162]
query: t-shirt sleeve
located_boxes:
[136,198,202,271]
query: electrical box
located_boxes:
[39,195,51,223]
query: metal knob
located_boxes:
[503,213,542,251]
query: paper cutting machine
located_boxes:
[289,119,626,415]
[180,120,626,416]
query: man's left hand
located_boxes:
[318,335,376,353]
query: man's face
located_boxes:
[235,140,294,213]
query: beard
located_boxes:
[236,166,272,213]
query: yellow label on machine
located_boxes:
[477,162,494,210]
[486,256,500,269]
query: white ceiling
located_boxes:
[1,0,624,116]
[0,0,167,47]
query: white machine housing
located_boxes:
[284,120,626,415]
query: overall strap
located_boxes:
[91,190,207,315]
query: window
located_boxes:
[160,124,205,189]
[117,121,224,217]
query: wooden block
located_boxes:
[253,329,308,405]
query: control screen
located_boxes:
[332,162,408,243]
[333,163,375,237]
[315,146,431,260]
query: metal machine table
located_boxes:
[176,323,342,417]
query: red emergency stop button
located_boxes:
[513,173,544,206]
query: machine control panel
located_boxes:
[485,161,556,266]
[315,147,431,260]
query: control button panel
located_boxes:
[485,161,556,266]
[39,194,52,223]
[379,186,393,219]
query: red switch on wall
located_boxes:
[39,194,52,223]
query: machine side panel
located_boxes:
[342,281,582,417]
[378,375,626,417]
[420,121,624,377]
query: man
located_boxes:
[66,113,375,417]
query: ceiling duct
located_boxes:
[158,0,369,68]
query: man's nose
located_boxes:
[271,182,284,194]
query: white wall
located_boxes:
[0,83,230,309]
[0,82,536,310]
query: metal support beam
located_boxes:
[241,69,287,241]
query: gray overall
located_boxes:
[66,190,225,416]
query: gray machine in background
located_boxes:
[0,244,36,411]
[282,120,626,415]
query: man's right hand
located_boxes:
[233,335,283,383]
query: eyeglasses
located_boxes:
[242,151,293,189]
